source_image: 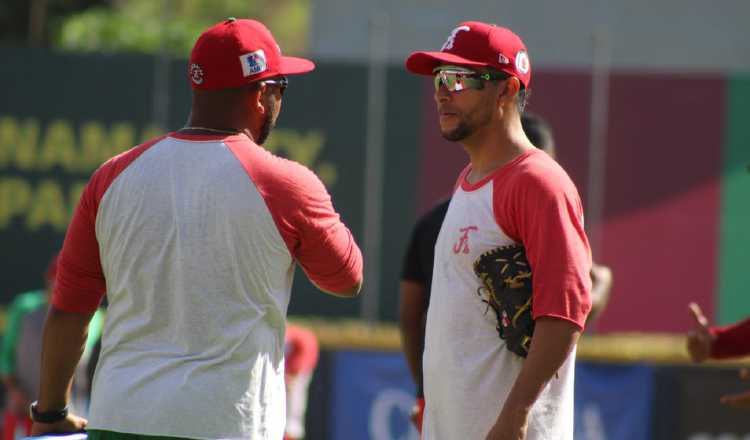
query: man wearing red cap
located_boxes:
[30,18,363,440]
[405,22,591,439]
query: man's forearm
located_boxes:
[36,306,93,411]
[400,318,426,389]
[711,316,750,359]
[399,281,428,393]
[499,317,581,417]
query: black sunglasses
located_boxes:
[260,76,288,95]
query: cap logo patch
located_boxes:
[190,63,204,85]
[239,49,268,77]
[498,54,510,65]
[441,25,471,51]
[515,50,530,74]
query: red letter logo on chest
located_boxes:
[453,226,478,254]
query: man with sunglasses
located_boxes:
[30,18,363,440]
[406,22,592,439]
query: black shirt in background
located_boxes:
[400,199,451,302]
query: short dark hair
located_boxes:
[521,112,554,152]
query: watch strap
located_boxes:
[30,401,69,424]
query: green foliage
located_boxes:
[53,0,310,56]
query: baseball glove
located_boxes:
[473,244,534,358]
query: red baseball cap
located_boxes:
[406,21,531,88]
[189,18,315,90]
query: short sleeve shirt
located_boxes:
[422,149,592,440]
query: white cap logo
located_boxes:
[441,26,471,51]
[190,63,204,85]
[239,49,268,77]
[515,50,530,74]
[498,53,510,65]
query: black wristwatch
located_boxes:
[29,401,69,424]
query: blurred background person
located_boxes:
[518,114,613,327]
[0,254,103,440]
[284,324,319,440]
[687,302,750,408]
[399,112,613,433]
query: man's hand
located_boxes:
[586,263,613,325]
[485,407,528,440]
[721,369,750,409]
[31,413,88,436]
[485,317,580,440]
[410,397,425,433]
[686,302,715,363]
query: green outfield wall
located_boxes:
[718,76,750,324]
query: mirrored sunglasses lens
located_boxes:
[435,71,484,92]
[445,74,459,91]
[434,71,458,91]
[453,76,467,91]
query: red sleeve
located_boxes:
[225,138,362,293]
[53,137,164,313]
[494,155,592,329]
[286,169,362,292]
[710,317,750,359]
[285,325,320,375]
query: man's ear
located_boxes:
[498,77,521,103]
[248,85,266,114]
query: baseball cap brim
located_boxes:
[406,51,488,75]
[279,56,316,75]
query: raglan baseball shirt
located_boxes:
[422,148,592,440]
[53,132,362,440]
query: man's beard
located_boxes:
[440,106,492,142]
[441,121,472,141]
[257,98,277,145]
[256,112,275,145]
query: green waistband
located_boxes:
[88,429,197,440]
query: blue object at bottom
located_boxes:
[24,434,87,440]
